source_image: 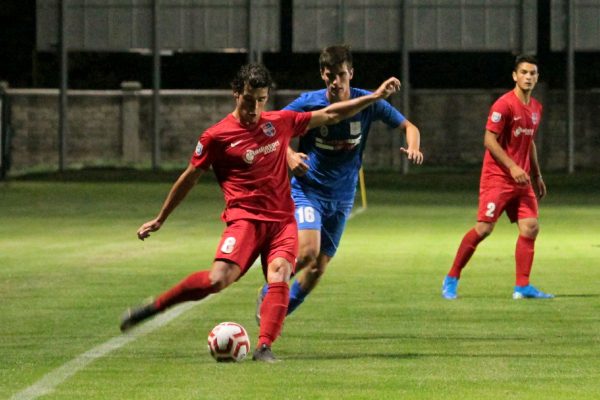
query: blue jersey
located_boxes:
[284,88,405,201]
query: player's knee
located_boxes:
[476,223,494,237]
[213,280,228,292]
[521,224,539,239]
[297,249,318,270]
[267,258,293,283]
[310,258,329,276]
[209,262,240,291]
[209,270,237,291]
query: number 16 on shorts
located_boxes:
[296,206,316,223]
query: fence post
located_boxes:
[0,81,9,180]
[121,81,142,164]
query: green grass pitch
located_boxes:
[1,170,599,399]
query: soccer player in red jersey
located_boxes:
[119,63,401,362]
[442,55,553,300]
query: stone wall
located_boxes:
[3,84,599,175]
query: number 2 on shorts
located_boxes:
[485,202,496,218]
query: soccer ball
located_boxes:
[207,322,250,362]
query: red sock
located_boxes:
[154,270,218,311]
[515,235,535,286]
[258,282,289,348]
[448,228,485,278]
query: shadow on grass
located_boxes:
[290,352,423,360]
[288,351,588,360]
[333,334,534,342]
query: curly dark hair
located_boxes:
[230,63,273,93]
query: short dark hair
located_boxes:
[231,63,273,93]
[319,45,353,71]
[514,54,538,71]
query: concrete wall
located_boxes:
[3,85,600,175]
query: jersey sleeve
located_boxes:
[373,98,405,128]
[279,110,312,138]
[189,130,216,169]
[486,98,511,135]
[352,88,404,128]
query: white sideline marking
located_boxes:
[10,300,204,400]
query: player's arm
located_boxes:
[287,146,309,176]
[529,141,546,198]
[137,163,205,240]
[306,77,401,131]
[399,119,424,164]
[484,130,529,185]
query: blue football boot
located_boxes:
[442,276,459,300]
[512,284,554,299]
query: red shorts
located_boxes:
[477,181,538,223]
[213,218,298,278]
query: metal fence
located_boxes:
[0,0,596,178]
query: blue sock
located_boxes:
[287,280,308,315]
[260,283,268,299]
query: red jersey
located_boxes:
[481,90,542,183]
[190,110,311,222]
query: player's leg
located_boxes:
[515,217,539,287]
[443,185,504,299]
[253,219,297,362]
[442,221,493,299]
[448,221,494,278]
[511,192,553,299]
[290,200,350,310]
[121,220,258,332]
[120,261,241,332]
[285,229,322,314]
[256,194,323,323]
[254,256,293,363]
[255,228,319,323]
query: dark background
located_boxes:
[2,0,600,90]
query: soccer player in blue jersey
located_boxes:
[256,45,423,323]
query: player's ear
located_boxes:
[512,71,517,82]
[348,67,354,80]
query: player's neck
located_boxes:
[513,87,532,105]
[231,110,259,129]
[326,90,351,104]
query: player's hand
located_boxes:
[137,218,163,241]
[374,77,401,99]
[400,147,424,165]
[287,150,309,176]
[509,165,530,185]
[533,175,547,199]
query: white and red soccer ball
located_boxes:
[207,322,250,362]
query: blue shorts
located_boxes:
[292,188,354,257]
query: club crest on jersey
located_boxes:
[531,112,539,125]
[194,141,203,156]
[261,122,276,137]
[491,111,502,123]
